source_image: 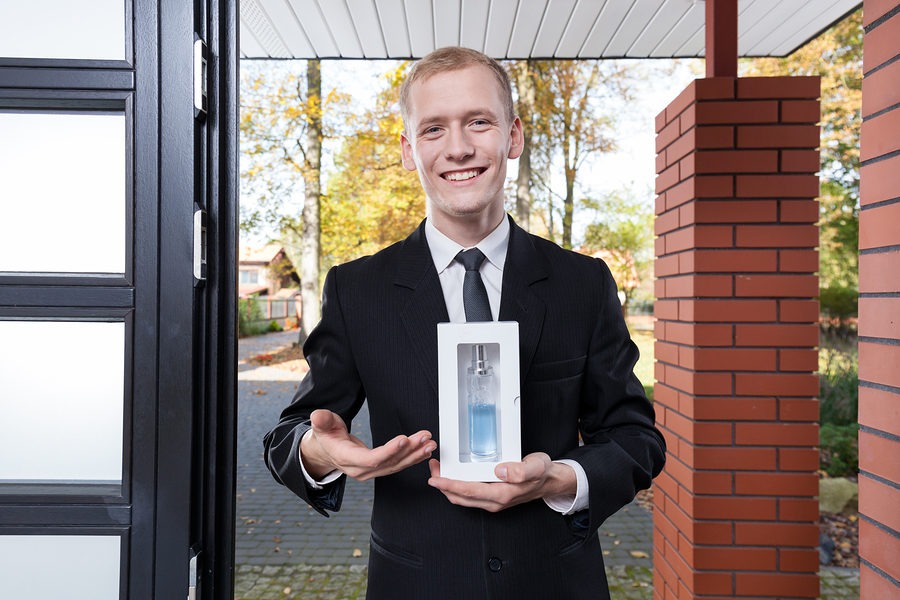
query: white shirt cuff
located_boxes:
[299,429,342,489]
[542,459,589,515]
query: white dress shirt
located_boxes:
[300,216,589,515]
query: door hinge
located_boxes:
[193,208,207,285]
[194,34,208,119]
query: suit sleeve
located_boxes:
[561,259,666,535]
[262,266,367,516]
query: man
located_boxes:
[264,47,665,599]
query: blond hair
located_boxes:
[399,47,515,130]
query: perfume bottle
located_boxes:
[467,344,498,461]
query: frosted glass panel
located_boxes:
[0,0,125,60]
[0,112,126,274]
[0,321,124,491]
[0,535,120,599]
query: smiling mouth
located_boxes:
[442,168,485,182]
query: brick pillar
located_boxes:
[859,2,900,596]
[652,77,821,598]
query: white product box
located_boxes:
[437,321,521,481]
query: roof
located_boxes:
[239,243,284,265]
[239,284,270,297]
[240,0,861,61]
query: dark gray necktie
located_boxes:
[454,248,493,322]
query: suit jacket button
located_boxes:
[488,557,502,572]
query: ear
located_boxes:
[507,116,524,160]
[400,132,418,172]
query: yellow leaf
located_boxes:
[352,548,363,557]
[629,550,650,559]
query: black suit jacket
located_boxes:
[264,217,665,599]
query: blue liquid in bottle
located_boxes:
[467,344,498,461]
[469,403,498,459]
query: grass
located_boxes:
[627,317,655,401]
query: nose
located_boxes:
[444,125,474,161]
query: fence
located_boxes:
[240,296,301,332]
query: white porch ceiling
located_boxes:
[239,0,861,60]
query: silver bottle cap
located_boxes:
[471,344,490,375]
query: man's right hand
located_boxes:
[300,409,436,481]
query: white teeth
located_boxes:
[445,169,480,181]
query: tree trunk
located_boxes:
[513,61,534,230]
[562,166,574,249]
[298,59,322,345]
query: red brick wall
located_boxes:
[859,1,900,595]
[653,77,821,598]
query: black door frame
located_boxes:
[153,0,239,597]
[0,0,239,597]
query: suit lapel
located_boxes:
[393,218,548,392]
[499,217,549,379]
[394,221,447,395]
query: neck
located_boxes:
[430,206,506,247]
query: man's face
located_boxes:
[401,65,523,232]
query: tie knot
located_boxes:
[455,248,486,272]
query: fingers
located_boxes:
[324,430,436,482]
[428,454,554,512]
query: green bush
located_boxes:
[267,319,283,332]
[820,285,858,320]
[818,330,859,477]
[820,423,859,477]
[238,298,268,337]
[819,345,859,427]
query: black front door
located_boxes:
[0,1,238,597]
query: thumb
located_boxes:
[310,409,346,436]
[428,458,442,479]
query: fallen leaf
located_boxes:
[629,550,649,559]
[353,548,363,557]
[282,587,292,595]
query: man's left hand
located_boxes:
[427,453,576,512]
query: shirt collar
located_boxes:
[424,215,510,274]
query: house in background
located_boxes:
[238,244,301,329]
[238,243,298,297]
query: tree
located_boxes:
[742,10,862,317]
[508,60,536,230]
[524,60,625,248]
[240,60,350,341]
[322,64,425,269]
[298,60,323,342]
[581,190,654,318]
